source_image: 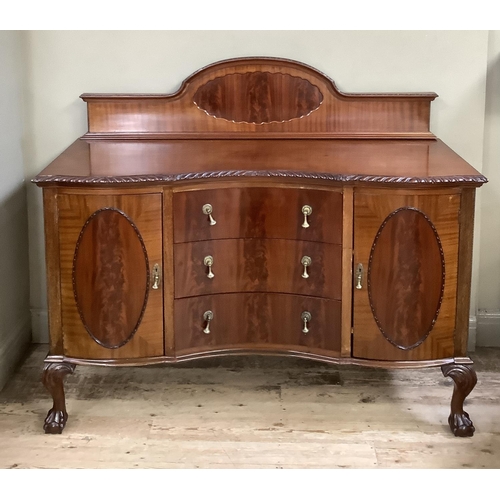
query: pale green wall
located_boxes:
[18,31,493,346]
[0,31,31,390]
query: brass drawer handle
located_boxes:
[203,310,213,334]
[204,255,215,279]
[152,263,161,290]
[302,205,312,228]
[301,311,312,334]
[202,203,217,225]
[301,256,311,278]
[355,263,364,290]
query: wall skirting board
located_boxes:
[476,310,500,347]
[0,317,32,391]
[31,309,48,344]
[468,315,477,352]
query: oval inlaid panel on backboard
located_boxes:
[367,207,445,350]
[193,71,323,124]
[73,208,150,349]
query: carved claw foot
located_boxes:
[44,409,68,434]
[441,363,477,437]
[448,410,475,437]
[42,362,76,434]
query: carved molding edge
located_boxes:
[72,207,150,350]
[32,171,489,186]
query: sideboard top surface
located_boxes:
[33,138,487,186]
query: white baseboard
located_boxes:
[31,309,49,343]
[468,315,477,353]
[0,317,32,391]
[476,310,500,347]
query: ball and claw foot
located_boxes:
[448,411,475,438]
[42,361,75,435]
[441,363,477,438]
[43,408,68,434]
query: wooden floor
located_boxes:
[0,344,499,469]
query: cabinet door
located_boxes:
[58,193,164,359]
[353,190,460,361]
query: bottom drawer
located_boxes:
[174,293,341,355]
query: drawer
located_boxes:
[174,239,342,299]
[174,293,341,354]
[173,187,342,244]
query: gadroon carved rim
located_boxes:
[33,171,489,186]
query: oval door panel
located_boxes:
[73,208,150,349]
[368,207,445,350]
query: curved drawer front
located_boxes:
[173,187,342,244]
[174,293,341,355]
[174,239,342,299]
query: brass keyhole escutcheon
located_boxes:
[355,263,364,290]
[152,264,161,290]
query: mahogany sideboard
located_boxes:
[33,57,487,436]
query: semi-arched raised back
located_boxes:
[81,57,437,139]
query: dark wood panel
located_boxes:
[173,187,343,244]
[193,71,323,124]
[174,239,342,300]
[73,208,149,349]
[58,191,164,359]
[368,207,444,350]
[174,293,341,355]
[353,190,460,361]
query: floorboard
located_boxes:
[0,345,498,469]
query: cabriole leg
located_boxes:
[441,363,477,437]
[42,362,76,434]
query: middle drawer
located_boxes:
[174,239,342,299]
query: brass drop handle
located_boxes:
[302,205,312,228]
[203,310,213,334]
[204,255,215,279]
[355,263,364,290]
[301,311,312,334]
[152,263,160,290]
[301,256,312,279]
[202,204,217,226]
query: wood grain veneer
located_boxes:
[174,293,341,355]
[174,239,342,300]
[58,192,164,360]
[173,186,343,244]
[43,188,64,355]
[352,190,460,361]
[33,139,486,187]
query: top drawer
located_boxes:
[173,187,343,244]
